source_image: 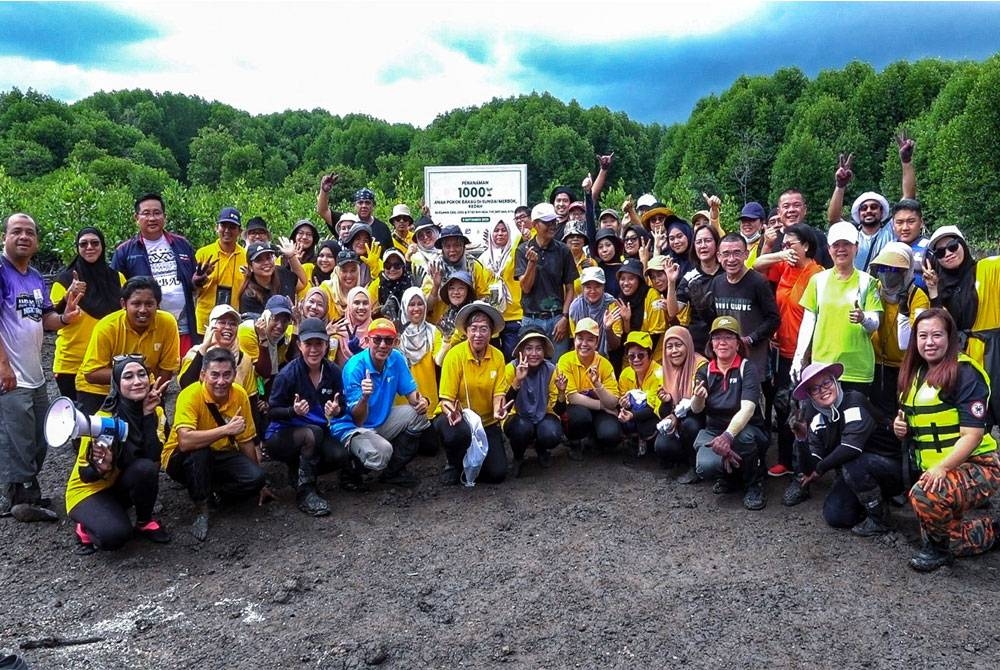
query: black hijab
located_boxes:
[99,356,154,466]
[935,237,979,332]
[55,227,121,319]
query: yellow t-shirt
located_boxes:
[178,346,257,393]
[394,325,443,416]
[619,361,665,415]
[64,407,167,513]
[50,273,126,375]
[557,351,619,399]
[966,257,1000,366]
[160,382,256,468]
[76,310,181,396]
[871,287,929,368]
[194,241,248,335]
[437,340,505,426]
[639,289,667,337]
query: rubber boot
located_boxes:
[851,489,893,537]
[296,456,330,516]
[909,537,954,572]
[379,432,420,488]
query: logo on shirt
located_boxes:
[15,292,42,321]
[971,401,986,419]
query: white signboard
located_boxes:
[424,164,528,251]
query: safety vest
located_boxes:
[901,354,997,470]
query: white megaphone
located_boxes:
[44,396,129,447]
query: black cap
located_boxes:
[245,216,268,232]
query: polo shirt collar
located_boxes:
[708,354,743,375]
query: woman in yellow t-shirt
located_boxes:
[65,355,170,553]
[50,227,125,400]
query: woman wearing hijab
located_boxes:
[594,228,623,297]
[65,355,170,553]
[398,287,442,420]
[332,286,372,367]
[368,248,412,326]
[478,219,522,360]
[310,240,340,286]
[502,327,567,475]
[50,227,125,400]
[322,250,363,321]
[923,225,1000,423]
[654,326,708,480]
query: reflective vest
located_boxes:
[901,354,996,470]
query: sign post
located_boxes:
[424,164,528,252]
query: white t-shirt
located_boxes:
[145,235,189,334]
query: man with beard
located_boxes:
[426,224,490,315]
[315,174,392,251]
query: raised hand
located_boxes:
[61,288,83,324]
[603,304,622,328]
[896,129,914,164]
[835,153,854,189]
[598,152,614,170]
[495,398,514,422]
[702,192,721,212]
[555,372,568,393]
[411,393,429,415]
[639,238,653,265]
[693,378,708,400]
[581,172,593,193]
[276,237,296,258]
[525,246,539,264]
[193,257,218,286]
[893,409,909,439]
[324,394,341,419]
[292,393,310,416]
[514,352,530,384]
[586,364,601,388]
[320,172,340,193]
[616,298,631,325]
[226,409,246,436]
[666,260,681,285]
[849,299,864,324]
[68,270,87,297]
[445,401,463,427]
[922,258,938,291]
[143,375,170,415]
[90,440,114,474]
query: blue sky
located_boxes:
[1,1,998,127]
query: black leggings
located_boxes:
[433,415,507,484]
[264,425,350,474]
[55,373,77,402]
[653,414,703,468]
[565,405,622,445]
[68,458,159,550]
[503,414,564,459]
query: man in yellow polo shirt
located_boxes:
[557,317,621,459]
[76,276,180,414]
[193,207,248,336]
[162,347,265,541]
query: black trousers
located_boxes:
[69,458,159,550]
[166,448,265,504]
[565,405,622,444]
[820,453,904,528]
[264,425,350,476]
[503,414,564,459]
[653,414,703,468]
[433,415,507,484]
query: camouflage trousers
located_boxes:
[909,452,1000,557]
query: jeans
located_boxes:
[522,314,571,359]
[565,405,622,445]
[166,448,266,504]
[694,425,768,487]
[497,321,521,362]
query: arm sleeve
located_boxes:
[266,369,297,422]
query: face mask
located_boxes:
[879,270,905,296]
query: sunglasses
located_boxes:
[623,236,640,243]
[113,353,146,364]
[626,351,648,361]
[933,241,961,259]
[384,262,404,271]
[371,335,396,345]
[78,240,101,248]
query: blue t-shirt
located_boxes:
[329,349,417,441]
[0,255,52,388]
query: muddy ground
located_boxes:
[2,335,1000,669]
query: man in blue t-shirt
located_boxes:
[330,319,431,488]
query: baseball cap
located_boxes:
[530,203,558,223]
[580,266,606,285]
[217,207,241,226]
[567,201,585,213]
[208,304,240,323]
[298,317,329,342]
[264,294,293,317]
[574,317,600,338]
[636,194,657,210]
[598,208,620,221]
[739,202,766,221]
[827,221,859,245]
[710,315,741,337]
[369,318,398,338]
[645,256,668,274]
[246,242,275,262]
[337,249,361,267]
[624,331,653,351]
[617,259,644,278]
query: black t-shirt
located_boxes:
[710,270,779,378]
[694,356,764,432]
[677,264,722,354]
[804,389,900,475]
[514,238,579,314]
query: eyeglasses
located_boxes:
[623,236,640,243]
[138,210,163,218]
[859,203,882,212]
[933,241,961,259]
[371,336,395,345]
[78,240,101,248]
[626,351,648,361]
[806,378,836,396]
[781,240,799,249]
[718,250,745,259]
[113,353,146,364]
[711,333,738,342]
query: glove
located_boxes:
[790,357,803,385]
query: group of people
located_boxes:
[1,143,998,573]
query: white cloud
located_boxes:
[0,0,764,126]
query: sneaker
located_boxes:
[135,519,171,543]
[296,488,331,517]
[712,478,739,495]
[440,465,462,486]
[768,463,792,477]
[190,513,209,542]
[10,503,58,523]
[537,450,553,468]
[74,523,96,555]
[782,479,811,506]
[850,516,891,538]
[379,469,420,489]
[677,467,701,485]
[743,483,766,511]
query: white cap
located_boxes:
[636,194,657,210]
[580,266,606,285]
[530,202,558,223]
[827,220,859,245]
